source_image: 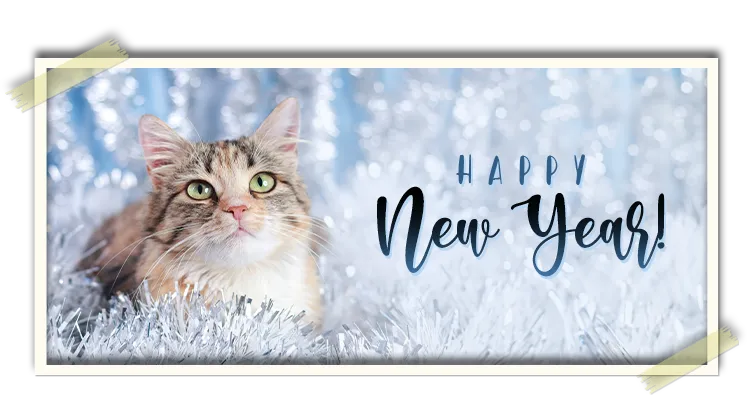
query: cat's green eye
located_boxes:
[250,172,276,193]
[186,181,214,200]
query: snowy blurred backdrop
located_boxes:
[46,68,708,365]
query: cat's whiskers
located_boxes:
[184,118,214,173]
[267,226,325,273]
[147,235,209,297]
[267,214,329,244]
[203,226,254,264]
[243,213,333,262]
[277,213,332,231]
[255,211,328,233]
[92,224,201,293]
[253,121,276,157]
[197,218,320,272]
[93,224,200,272]
[136,229,207,295]
[157,235,211,294]
[172,118,204,164]
[156,233,206,284]
[184,117,205,143]
[108,224,204,295]
[268,218,336,258]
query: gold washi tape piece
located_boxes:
[639,326,739,393]
[6,39,128,112]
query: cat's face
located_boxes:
[139,98,311,266]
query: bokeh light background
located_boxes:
[46,68,708,364]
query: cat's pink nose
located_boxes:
[224,205,247,221]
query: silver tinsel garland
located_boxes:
[46,67,708,364]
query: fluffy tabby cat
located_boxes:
[77,98,324,325]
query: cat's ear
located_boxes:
[138,114,190,187]
[255,97,301,154]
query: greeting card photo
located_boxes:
[35,57,718,375]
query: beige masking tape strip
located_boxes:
[6,39,128,112]
[639,327,739,393]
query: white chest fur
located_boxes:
[167,242,316,319]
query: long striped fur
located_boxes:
[77,98,326,326]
